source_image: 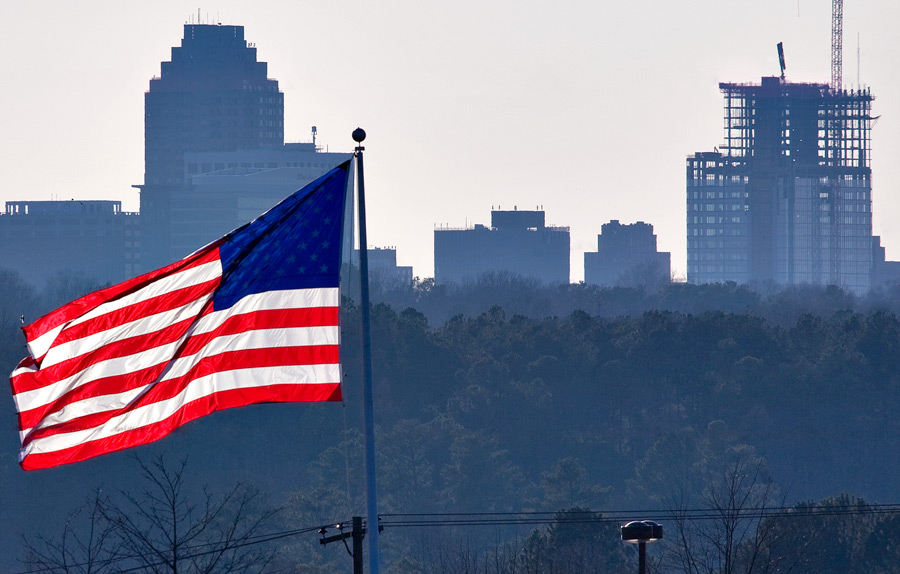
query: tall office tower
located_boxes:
[584,220,671,287]
[140,24,283,270]
[434,209,570,285]
[687,77,873,293]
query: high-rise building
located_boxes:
[584,220,671,287]
[687,77,874,293]
[434,209,570,285]
[139,24,284,270]
[0,23,354,287]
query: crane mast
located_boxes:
[831,0,843,90]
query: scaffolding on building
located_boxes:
[706,78,873,291]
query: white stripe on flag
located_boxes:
[21,363,342,458]
[19,324,340,433]
[26,260,223,360]
[41,297,212,370]
[161,325,340,380]
[14,337,188,414]
[190,287,341,336]
[66,261,223,329]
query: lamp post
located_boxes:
[621,520,663,574]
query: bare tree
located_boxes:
[663,446,782,574]
[22,491,118,574]
[100,455,281,574]
[22,455,282,574]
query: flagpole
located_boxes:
[352,127,380,574]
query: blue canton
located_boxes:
[213,161,350,310]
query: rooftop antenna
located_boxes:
[312,126,317,147]
[777,42,787,81]
[831,0,843,90]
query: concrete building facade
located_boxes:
[434,209,569,285]
[584,220,671,287]
[0,201,138,287]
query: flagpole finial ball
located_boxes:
[352,128,366,143]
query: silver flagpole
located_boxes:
[352,127,380,574]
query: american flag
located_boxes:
[10,161,351,470]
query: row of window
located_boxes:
[689,216,745,224]
[687,190,747,199]
[187,160,333,174]
[688,264,748,275]
[687,203,747,212]
[689,228,746,237]
[687,252,747,261]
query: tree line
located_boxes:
[4,268,900,572]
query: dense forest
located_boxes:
[3,269,900,572]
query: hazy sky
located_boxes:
[2,1,898,282]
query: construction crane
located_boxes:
[831,0,843,90]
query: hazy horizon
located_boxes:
[2,0,898,282]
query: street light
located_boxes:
[621,520,663,574]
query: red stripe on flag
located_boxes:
[12,306,338,397]
[20,383,341,471]
[51,278,221,348]
[21,344,340,445]
[11,316,199,395]
[23,247,222,342]
[181,307,339,356]
[16,363,169,432]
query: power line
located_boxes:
[380,504,900,528]
[15,504,900,574]
[13,524,329,574]
[382,503,900,518]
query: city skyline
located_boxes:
[2,1,898,282]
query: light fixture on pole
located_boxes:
[621,520,663,574]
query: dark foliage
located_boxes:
[6,271,900,572]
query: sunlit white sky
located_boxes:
[2,1,898,282]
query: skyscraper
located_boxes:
[139,24,284,270]
[687,77,874,293]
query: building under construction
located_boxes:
[686,76,874,293]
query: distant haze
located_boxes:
[2,0,898,282]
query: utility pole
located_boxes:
[320,516,366,574]
[352,516,364,574]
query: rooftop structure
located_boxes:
[352,247,414,290]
